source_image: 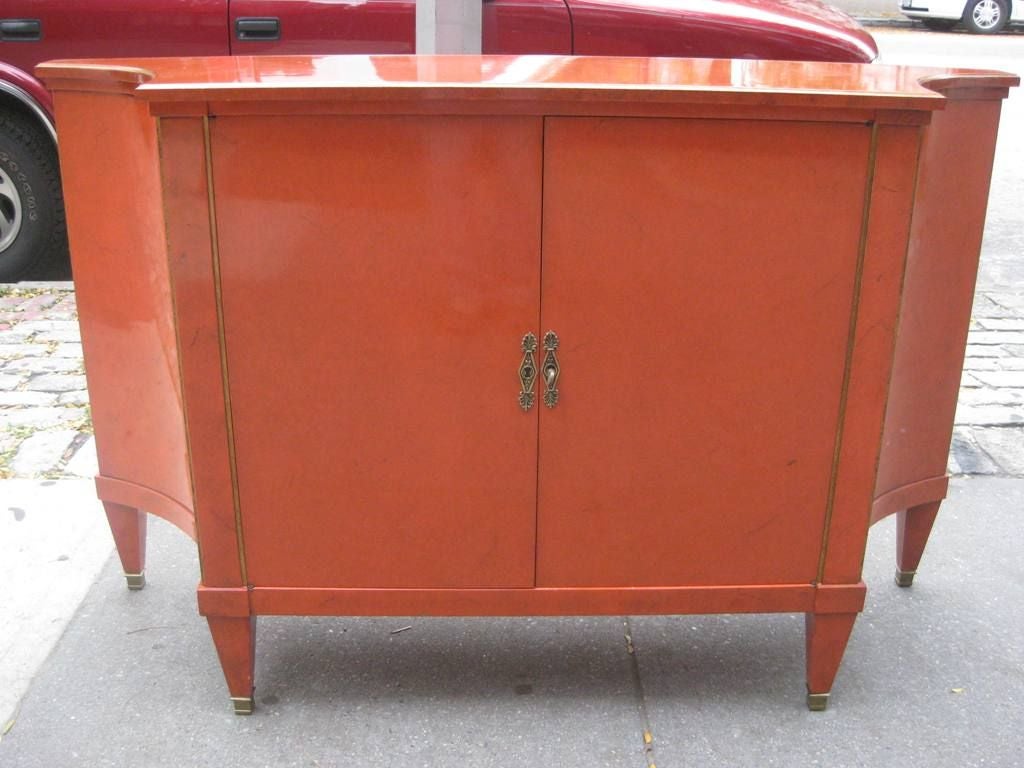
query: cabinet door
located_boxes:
[211,115,541,588]
[537,117,871,587]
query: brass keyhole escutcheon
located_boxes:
[519,332,560,410]
[542,331,560,408]
[518,333,538,411]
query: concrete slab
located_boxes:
[0,478,1021,766]
[635,477,1024,767]
[0,480,113,729]
[0,518,646,767]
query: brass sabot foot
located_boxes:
[125,572,146,591]
[231,696,254,715]
[807,692,830,711]
[895,569,916,588]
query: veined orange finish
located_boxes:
[211,114,542,588]
[538,116,869,588]
[38,55,1016,713]
[47,80,194,564]
[37,54,1016,110]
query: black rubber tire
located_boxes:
[921,18,959,30]
[961,0,1008,33]
[0,109,67,282]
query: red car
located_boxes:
[0,0,876,281]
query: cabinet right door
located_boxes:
[537,116,873,587]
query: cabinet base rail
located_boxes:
[189,582,867,714]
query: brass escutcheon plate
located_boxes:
[519,332,538,411]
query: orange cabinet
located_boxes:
[39,55,1016,714]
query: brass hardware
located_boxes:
[231,696,255,715]
[806,692,830,711]
[542,331,560,408]
[125,572,146,591]
[895,569,916,588]
[519,333,538,411]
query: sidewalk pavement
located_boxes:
[1,476,1022,766]
[837,0,911,21]
[1,278,1023,765]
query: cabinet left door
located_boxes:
[209,114,542,588]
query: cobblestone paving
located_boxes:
[0,284,96,480]
[951,290,1024,476]
[1,284,1022,478]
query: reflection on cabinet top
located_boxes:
[38,55,1018,120]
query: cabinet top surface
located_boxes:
[38,55,1017,113]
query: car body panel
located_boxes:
[0,61,54,121]
[569,0,877,61]
[1,0,228,72]
[2,0,229,122]
[484,0,573,55]
[229,0,415,55]
[1,0,877,82]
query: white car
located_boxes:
[900,0,1022,32]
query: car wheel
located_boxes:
[0,110,67,282]
[921,18,959,30]
[961,0,1008,33]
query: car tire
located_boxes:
[921,18,959,30]
[0,110,67,282]
[961,0,1008,33]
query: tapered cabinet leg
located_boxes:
[895,500,941,587]
[805,611,858,711]
[102,501,148,590]
[207,616,257,714]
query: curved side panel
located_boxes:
[96,475,196,540]
[869,475,949,526]
[874,92,1005,502]
[48,87,193,523]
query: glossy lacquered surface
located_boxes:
[212,114,542,588]
[567,0,876,61]
[39,55,1014,713]
[37,54,1016,119]
[537,116,868,587]
[46,87,194,544]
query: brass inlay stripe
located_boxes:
[203,115,249,586]
[156,116,205,582]
[816,121,880,584]
[533,116,547,589]
[854,122,927,577]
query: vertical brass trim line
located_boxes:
[855,122,928,577]
[816,121,880,584]
[156,116,205,582]
[203,115,249,586]
[534,116,547,589]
